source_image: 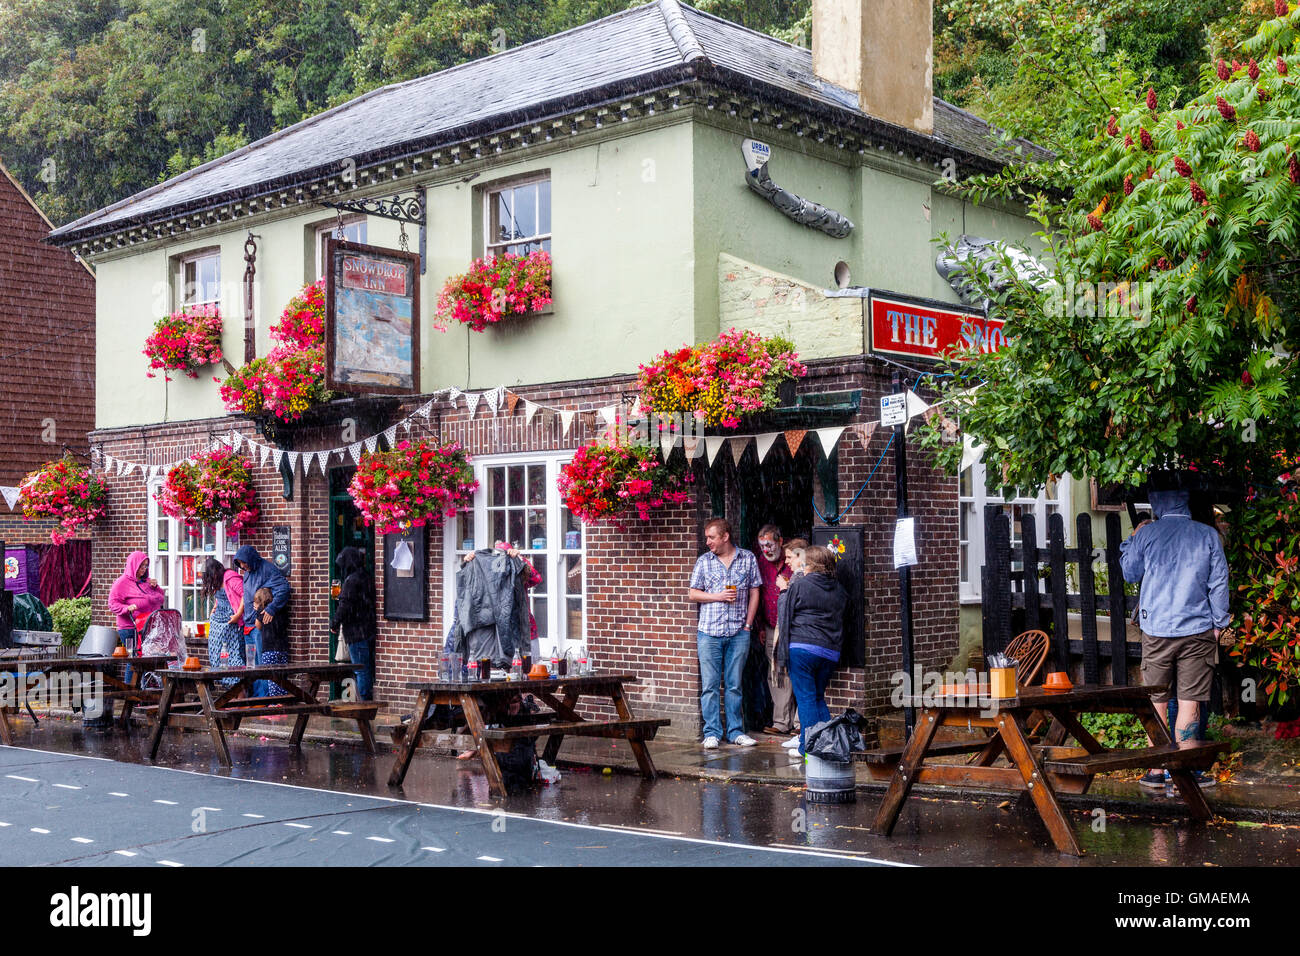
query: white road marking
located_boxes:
[477,855,503,862]
[158,860,183,867]
[421,846,446,853]
[0,822,10,827]
[114,850,138,857]
[153,799,178,805]
[71,837,94,844]
[242,813,264,819]
[53,783,81,790]
[331,831,351,836]
[197,806,221,812]
[30,827,49,834]
[283,823,312,829]
[5,774,37,782]
[601,824,685,837]
[365,836,394,843]
[108,792,129,797]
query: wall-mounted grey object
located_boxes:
[742,139,854,239]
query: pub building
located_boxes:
[47,0,1044,738]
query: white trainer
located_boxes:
[702,736,720,750]
[732,734,758,747]
[781,735,801,749]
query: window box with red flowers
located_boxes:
[18,457,109,545]
[143,304,224,381]
[434,250,552,332]
[153,447,259,537]
[558,437,692,527]
[348,440,478,535]
[636,329,806,429]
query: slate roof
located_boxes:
[48,0,1047,246]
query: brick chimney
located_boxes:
[812,0,933,136]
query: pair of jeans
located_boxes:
[788,647,836,755]
[250,626,270,699]
[347,639,374,701]
[697,628,749,742]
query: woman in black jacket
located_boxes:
[330,547,377,700]
[775,545,848,758]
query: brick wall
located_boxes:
[85,357,961,738]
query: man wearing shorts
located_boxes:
[1120,488,1229,788]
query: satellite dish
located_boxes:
[741,138,772,173]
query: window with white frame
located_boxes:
[443,453,584,655]
[175,248,221,310]
[959,462,1070,601]
[147,478,240,630]
[485,175,551,257]
[314,217,368,280]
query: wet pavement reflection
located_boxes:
[12,715,1300,866]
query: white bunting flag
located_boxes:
[465,392,482,417]
[349,442,362,464]
[754,432,779,463]
[905,389,930,421]
[683,436,703,459]
[814,426,846,456]
[629,397,644,419]
[524,401,539,425]
[1,486,20,510]
[384,426,397,446]
[400,419,412,434]
[484,386,504,415]
[660,434,677,460]
[960,434,986,472]
[272,450,284,470]
[705,435,727,466]
[261,443,272,467]
[418,402,432,420]
[364,435,378,453]
[599,405,618,427]
[103,456,115,474]
[231,432,243,451]
[447,387,462,408]
[286,451,300,473]
[729,436,750,466]
[559,410,576,437]
[320,450,331,474]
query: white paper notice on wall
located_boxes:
[390,540,415,578]
[893,517,918,569]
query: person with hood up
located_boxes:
[775,544,848,759]
[104,551,166,726]
[232,545,290,697]
[330,546,376,701]
[1121,487,1230,788]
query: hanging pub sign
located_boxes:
[868,290,1006,363]
[324,238,420,395]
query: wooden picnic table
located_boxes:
[388,672,669,795]
[0,654,176,744]
[146,662,375,767]
[862,683,1229,856]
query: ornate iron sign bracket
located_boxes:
[320,192,427,274]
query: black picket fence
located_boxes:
[981,508,1141,684]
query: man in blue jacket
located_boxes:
[233,545,291,697]
[1120,489,1229,788]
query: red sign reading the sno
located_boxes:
[341,254,409,295]
[869,292,1006,361]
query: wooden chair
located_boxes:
[1005,629,1050,688]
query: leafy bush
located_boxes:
[49,597,92,650]
[1078,712,1147,750]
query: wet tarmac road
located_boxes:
[7,716,1300,866]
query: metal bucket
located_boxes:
[804,753,856,804]
[78,625,120,657]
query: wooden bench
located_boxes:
[324,701,380,754]
[1043,741,1228,776]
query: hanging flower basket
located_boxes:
[557,437,692,527]
[18,457,108,545]
[143,304,224,380]
[219,280,335,422]
[636,329,806,429]
[154,447,259,536]
[348,440,478,535]
[434,250,552,332]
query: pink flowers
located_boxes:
[18,457,108,544]
[435,251,552,332]
[348,440,477,535]
[143,305,224,380]
[154,448,259,536]
[558,438,692,526]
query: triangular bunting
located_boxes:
[754,433,779,463]
[1,486,20,510]
[418,401,433,420]
[524,401,539,425]
[960,434,985,472]
[400,420,412,434]
[729,436,750,466]
[320,450,331,474]
[349,442,363,464]
[705,436,727,466]
[559,410,576,436]
[784,429,808,456]
[231,432,243,451]
[384,426,397,445]
[660,434,677,460]
[272,450,284,470]
[103,455,115,474]
[286,451,300,473]
[599,405,618,427]
[364,435,378,453]
[854,421,879,449]
[505,390,520,415]
[814,426,846,456]
[261,443,272,467]
[905,389,930,421]
[484,386,504,415]
[465,392,482,417]
[683,436,703,459]
[447,387,462,408]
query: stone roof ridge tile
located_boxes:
[657,0,709,64]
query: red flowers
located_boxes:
[1186,294,1198,314]
[435,251,552,332]
[1217,59,1231,81]
[348,440,476,535]
[1145,87,1157,111]
[1249,58,1261,82]
[1124,134,1134,148]
[1290,155,1300,184]
[1174,156,1192,177]
[1277,0,1290,17]
[18,457,108,545]
[1189,180,1209,205]
[1155,257,1171,271]
[154,448,259,537]
[1086,213,1104,232]
[1216,95,1237,121]
[143,305,223,381]
[1123,173,1134,196]
[557,438,691,527]
[1278,56,1289,75]
[1244,129,1262,152]
[1139,127,1153,151]
[1106,115,1118,137]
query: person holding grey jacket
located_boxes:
[1120,488,1230,788]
